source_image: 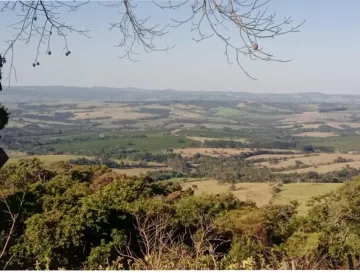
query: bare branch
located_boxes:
[1,0,304,81]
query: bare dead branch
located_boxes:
[1,1,90,67]
[1,0,304,81]
[0,189,26,261]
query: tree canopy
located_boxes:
[0,158,359,269]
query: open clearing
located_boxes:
[186,136,248,143]
[182,180,273,207]
[5,154,94,165]
[278,161,360,174]
[301,124,323,129]
[327,122,360,129]
[72,105,154,121]
[294,132,338,137]
[274,183,342,215]
[259,153,360,168]
[282,112,327,123]
[181,180,341,214]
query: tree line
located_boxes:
[1,158,360,269]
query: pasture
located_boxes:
[5,154,94,165]
[259,153,360,168]
[181,179,342,215]
[294,132,338,137]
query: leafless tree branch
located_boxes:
[0,189,26,262]
[1,0,304,80]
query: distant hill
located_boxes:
[1,86,360,103]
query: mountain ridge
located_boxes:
[1,86,358,103]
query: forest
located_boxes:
[1,158,360,270]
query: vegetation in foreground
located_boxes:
[1,159,360,270]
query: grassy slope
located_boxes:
[181,180,342,215]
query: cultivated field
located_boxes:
[278,161,360,174]
[293,132,338,137]
[301,123,323,129]
[259,153,360,168]
[5,154,94,165]
[72,105,154,121]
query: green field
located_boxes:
[51,135,197,153]
[273,183,342,215]
[303,135,360,152]
[214,107,248,117]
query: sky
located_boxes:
[0,0,359,94]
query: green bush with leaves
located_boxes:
[2,159,360,269]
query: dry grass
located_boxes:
[236,102,247,108]
[186,136,248,143]
[5,154,94,165]
[302,124,323,129]
[274,183,342,215]
[275,124,294,129]
[277,161,360,174]
[169,109,203,119]
[246,154,306,160]
[282,112,327,123]
[73,105,154,121]
[260,153,360,168]
[327,122,360,129]
[182,180,273,207]
[282,112,353,125]
[293,132,338,137]
[182,180,342,214]
[5,150,28,158]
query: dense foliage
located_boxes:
[1,159,360,269]
[69,157,149,169]
[171,155,360,184]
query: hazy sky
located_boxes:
[0,0,359,94]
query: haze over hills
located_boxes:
[1,86,359,103]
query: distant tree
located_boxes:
[303,145,314,153]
